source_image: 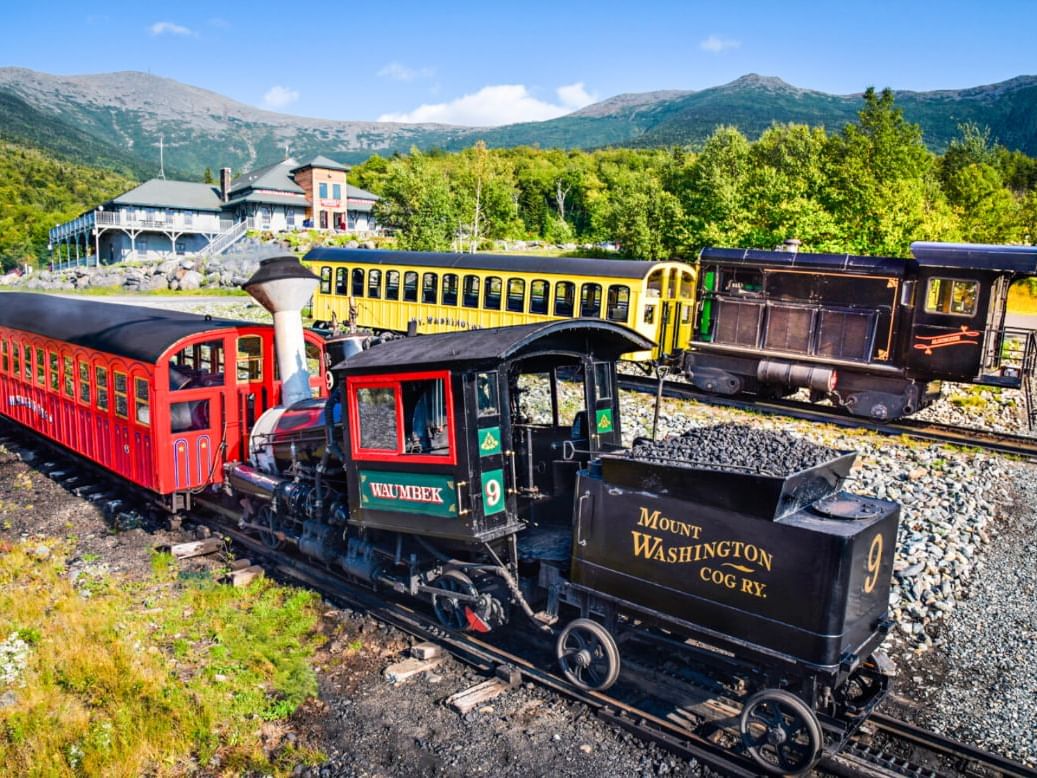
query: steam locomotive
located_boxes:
[0,257,901,774]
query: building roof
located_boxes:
[229,159,305,196]
[224,192,309,209]
[336,320,654,373]
[0,294,257,363]
[347,184,378,200]
[107,179,224,212]
[292,155,351,173]
[303,248,678,279]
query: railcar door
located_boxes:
[166,337,228,490]
[907,272,988,380]
[234,333,268,462]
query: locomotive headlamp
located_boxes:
[243,255,319,406]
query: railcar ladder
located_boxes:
[1021,331,1037,430]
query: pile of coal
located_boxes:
[628,424,840,476]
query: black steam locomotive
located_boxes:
[213,258,901,774]
[686,241,1037,421]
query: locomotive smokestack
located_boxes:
[243,256,319,406]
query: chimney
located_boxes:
[780,238,801,254]
[220,167,232,202]
[243,256,320,406]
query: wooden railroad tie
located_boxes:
[446,664,522,714]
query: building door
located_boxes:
[319,211,328,229]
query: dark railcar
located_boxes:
[686,241,1037,420]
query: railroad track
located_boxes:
[3,421,1036,777]
[617,374,1037,459]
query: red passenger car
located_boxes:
[0,294,326,511]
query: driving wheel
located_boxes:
[555,618,620,691]
[740,689,823,775]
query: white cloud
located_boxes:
[377,82,597,126]
[263,85,300,110]
[377,62,436,81]
[700,34,740,53]
[149,21,195,37]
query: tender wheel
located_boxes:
[740,689,823,775]
[431,569,481,630]
[256,505,283,550]
[555,618,620,691]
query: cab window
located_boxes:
[320,266,332,294]
[476,371,499,417]
[484,276,502,310]
[607,285,630,322]
[350,372,454,461]
[581,283,602,318]
[403,271,419,302]
[368,269,382,299]
[422,272,438,304]
[135,378,150,425]
[386,270,400,300]
[78,361,90,404]
[169,339,225,390]
[237,336,263,382]
[463,275,480,308]
[924,278,979,317]
[95,366,109,411]
[335,268,348,295]
[530,280,549,315]
[442,274,459,306]
[352,268,365,297]
[554,282,575,317]
[507,278,525,313]
[594,362,612,401]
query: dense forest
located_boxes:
[353,89,1037,260]
[0,142,134,271]
[4,88,1037,272]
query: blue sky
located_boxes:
[3,1,1035,126]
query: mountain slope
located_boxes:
[1,68,1035,177]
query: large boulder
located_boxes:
[177,270,203,291]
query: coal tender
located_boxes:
[566,424,898,772]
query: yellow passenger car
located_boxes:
[303,249,696,359]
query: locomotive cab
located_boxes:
[335,320,653,544]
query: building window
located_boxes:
[403,271,418,302]
[319,182,328,199]
[442,274,459,306]
[114,372,128,418]
[237,336,263,382]
[386,270,400,300]
[352,268,365,297]
[78,361,90,404]
[554,282,575,317]
[484,276,502,310]
[335,268,347,295]
[333,183,341,200]
[175,242,186,254]
[924,278,979,317]
[138,238,148,252]
[606,285,630,322]
[581,283,602,318]
[422,272,438,304]
[287,210,296,227]
[530,280,549,315]
[463,275,480,308]
[368,269,381,299]
[320,266,332,294]
[507,278,525,313]
[95,366,109,411]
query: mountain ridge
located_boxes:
[1,67,1035,177]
